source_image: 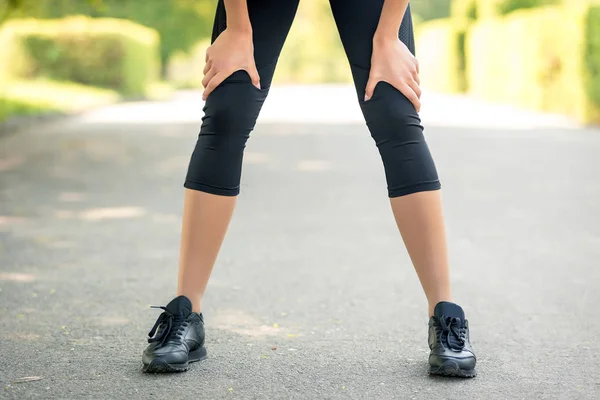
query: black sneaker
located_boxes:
[142,295,207,373]
[428,301,476,378]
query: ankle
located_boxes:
[176,291,203,313]
[192,302,202,314]
[428,297,453,317]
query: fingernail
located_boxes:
[364,95,370,101]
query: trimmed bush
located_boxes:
[466,5,600,123]
[0,16,160,96]
[415,19,468,93]
[14,0,216,69]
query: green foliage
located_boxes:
[24,35,124,89]
[456,28,468,91]
[584,6,600,107]
[1,16,160,96]
[410,0,451,22]
[0,95,55,121]
[451,0,479,21]
[7,0,215,67]
[466,5,600,123]
[496,0,558,14]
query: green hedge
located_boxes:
[9,0,217,68]
[0,16,160,96]
[415,18,468,93]
[466,5,600,123]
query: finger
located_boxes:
[364,75,379,101]
[205,47,210,63]
[246,65,261,90]
[202,71,227,101]
[203,60,212,75]
[412,58,420,85]
[413,67,420,86]
[202,67,217,89]
[399,82,421,112]
[407,77,422,99]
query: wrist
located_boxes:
[226,23,252,35]
[226,12,252,35]
[373,30,399,45]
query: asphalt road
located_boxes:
[1,87,599,399]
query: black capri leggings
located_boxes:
[185,0,441,198]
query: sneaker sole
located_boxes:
[429,360,476,378]
[142,347,207,373]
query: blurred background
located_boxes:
[1,0,599,124]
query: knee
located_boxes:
[360,81,423,146]
[360,82,440,197]
[201,70,266,139]
[184,71,267,196]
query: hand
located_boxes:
[365,36,421,112]
[202,29,260,100]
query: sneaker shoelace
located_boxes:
[147,306,188,345]
[436,315,466,351]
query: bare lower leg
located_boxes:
[177,189,237,313]
[390,190,452,317]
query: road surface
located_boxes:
[1,86,599,399]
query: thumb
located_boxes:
[364,76,377,101]
[248,66,261,90]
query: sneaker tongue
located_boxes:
[165,295,192,316]
[434,301,465,320]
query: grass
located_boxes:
[0,79,175,122]
[1,79,120,117]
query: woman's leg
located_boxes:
[329,0,448,317]
[177,0,299,313]
[329,0,476,377]
[142,0,299,373]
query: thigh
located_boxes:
[211,0,299,90]
[329,0,415,94]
